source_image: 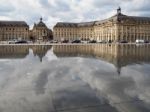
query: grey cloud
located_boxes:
[1,0,150,29]
[93,0,119,7]
[38,0,49,7]
[0,4,15,12]
[39,0,70,12]
[55,1,70,11]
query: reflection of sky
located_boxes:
[0,49,150,112]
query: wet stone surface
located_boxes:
[0,44,150,112]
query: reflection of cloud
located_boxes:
[44,47,58,61]
[121,65,150,103]
[0,60,11,62]
[34,69,49,95]
[0,53,150,112]
[76,60,150,111]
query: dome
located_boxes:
[36,17,47,27]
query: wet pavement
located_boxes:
[0,44,150,112]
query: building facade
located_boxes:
[53,44,150,74]
[0,21,29,41]
[53,8,150,42]
[0,45,52,61]
[30,18,53,41]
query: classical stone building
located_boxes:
[0,45,52,61]
[53,7,150,42]
[30,18,53,41]
[53,44,150,74]
[53,22,94,41]
[0,21,29,41]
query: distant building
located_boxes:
[53,7,150,42]
[0,21,29,41]
[0,45,52,62]
[30,18,53,41]
[53,44,150,74]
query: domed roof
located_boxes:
[36,17,47,27]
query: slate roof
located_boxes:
[54,21,96,28]
[54,22,78,27]
[78,21,96,27]
[0,21,29,27]
[34,18,47,28]
[36,21,47,27]
[54,12,150,28]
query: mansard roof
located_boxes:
[104,13,150,23]
[77,21,96,27]
[95,13,128,25]
[0,21,28,27]
[54,22,78,27]
[110,13,150,22]
[127,16,150,22]
[54,21,96,28]
[54,8,150,28]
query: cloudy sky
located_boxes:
[0,0,150,29]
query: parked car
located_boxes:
[27,41,33,44]
[81,41,88,44]
[97,40,103,43]
[101,40,107,43]
[62,40,69,43]
[52,40,58,43]
[136,39,144,43]
[144,40,149,43]
[72,40,81,43]
[89,40,97,43]
[119,40,128,43]
[9,41,15,44]
[8,39,18,44]
[15,40,28,44]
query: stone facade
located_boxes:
[53,44,150,73]
[0,21,29,41]
[30,18,53,41]
[0,45,52,61]
[53,7,150,42]
[0,18,53,42]
[53,22,94,41]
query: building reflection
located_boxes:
[0,44,150,68]
[53,44,150,74]
[0,45,52,61]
